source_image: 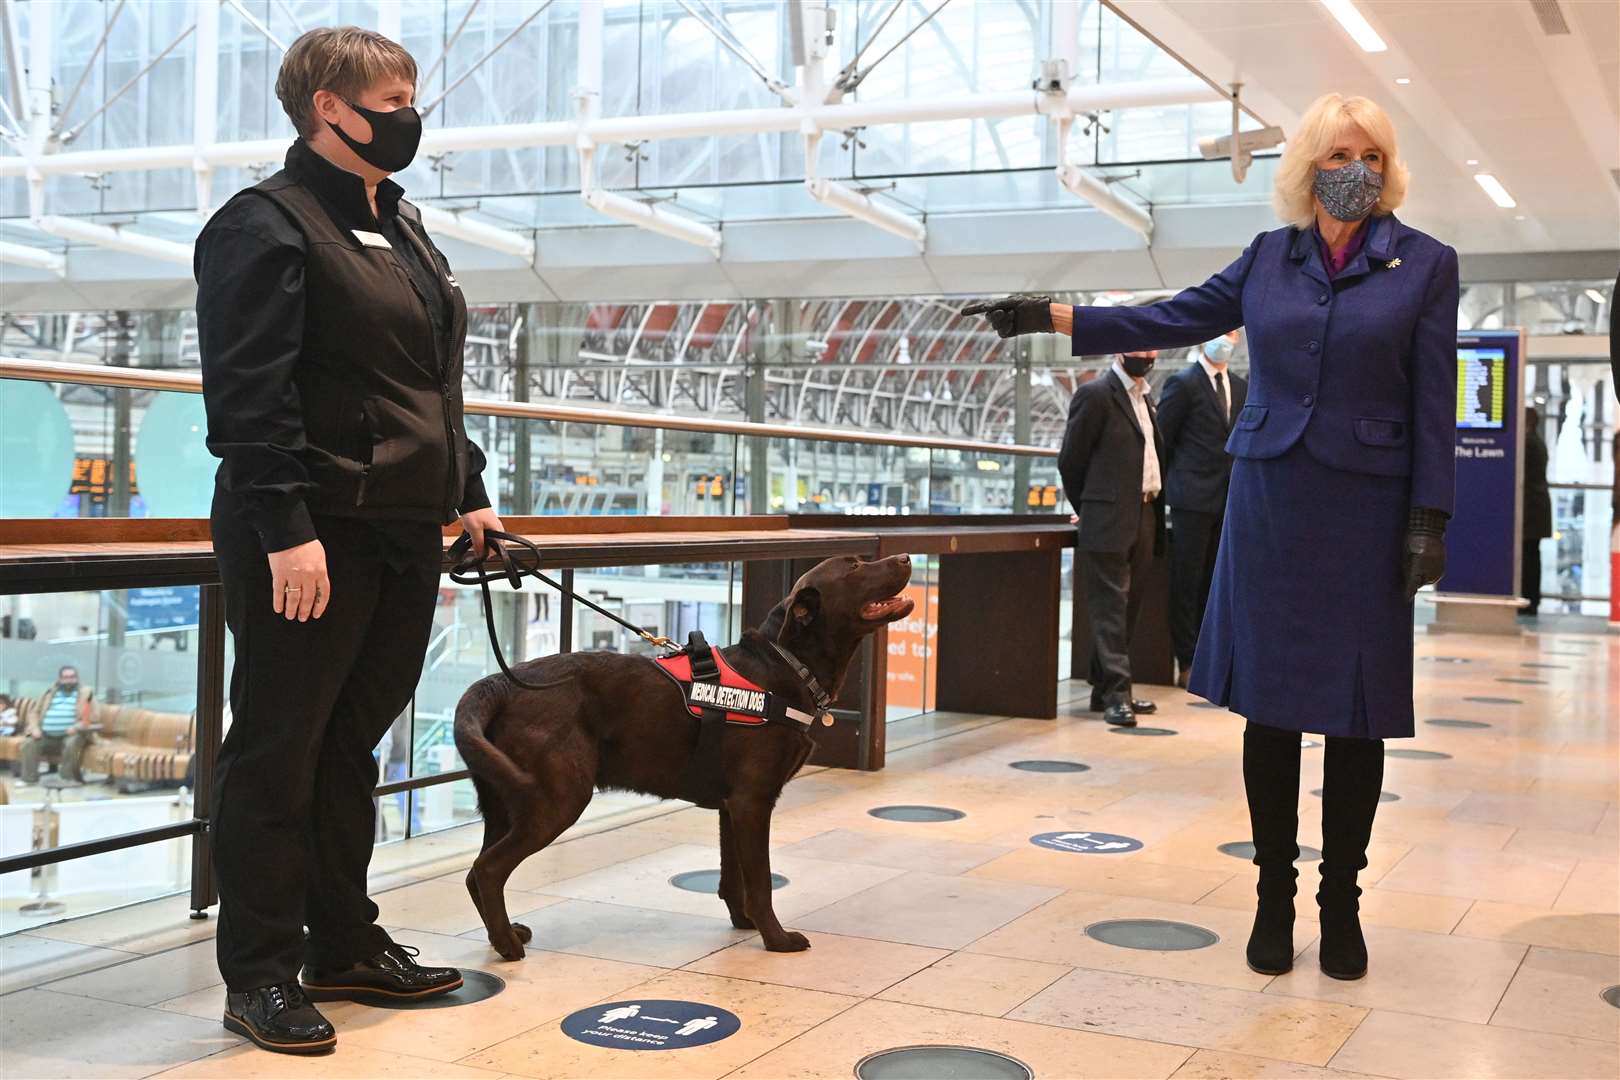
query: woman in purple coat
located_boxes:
[967,94,1459,981]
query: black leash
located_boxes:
[448,530,678,691]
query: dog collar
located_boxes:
[764,639,835,722]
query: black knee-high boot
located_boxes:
[1318,735,1384,980]
[1242,722,1302,975]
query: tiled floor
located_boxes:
[3,624,1617,1078]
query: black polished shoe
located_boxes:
[223,982,336,1055]
[1130,699,1157,715]
[1103,703,1137,728]
[302,944,463,1002]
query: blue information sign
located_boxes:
[125,586,200,631]
[559,1000,741,1051]
[1031,830,1143,854]
[1441,331,1524,597]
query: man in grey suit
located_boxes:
[1059,351,1166,728]
[1157,331,1247,686]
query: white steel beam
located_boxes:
[0,239,65,275]
[1054,118,1153,241]
[32,215,194,265]
[574,0,720,255]
[193,0,220,217]
[0,0,24,125]
[0,77,1218,179]
[417,205,536,262]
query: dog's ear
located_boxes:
[785,586,821,633]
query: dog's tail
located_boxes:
[453,677,534,797]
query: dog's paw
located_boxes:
[494,940,526,961]
[512,922,533,944]
[764,931,811,953]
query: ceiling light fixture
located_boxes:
[1465,158,1479,166]
[1319,0,1388,52]
[1583,288,1607,305]
[1395,77,1411,85]
[1473,173,1517,208]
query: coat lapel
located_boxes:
[1289,226,1331,288]
[1196,365,1231,431]
[1108,374,1145,441]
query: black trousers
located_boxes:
[1521,537,1543,615]
[1169,506,1223,668]
[1080,500,1156,708]
[210,500,442,991]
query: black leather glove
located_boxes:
[1403,507,1449,601]
[961,295,1054,339]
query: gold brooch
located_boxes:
[1386,258,1402,269]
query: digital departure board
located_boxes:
[1456,347,1506,429]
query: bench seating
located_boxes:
[0,697,194,788]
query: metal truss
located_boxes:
[1,296,1112,445]
[0,0,1244,274]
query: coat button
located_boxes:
[1306,341,1320,353]
[1317,293,1329,305]
[1302,394,1314,407]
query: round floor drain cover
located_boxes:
[1010,760,1090,773]
[1522,663,1567,670]
[669,870,787,893]
[1601,985,1620,1010]
[1464,696,1522,705]
[1301,738,1322,749]
[1420,656,1472,663]
[856,1046,1034,1080]
[358,969,505,1009]
[1426,718,1491,730]
[1312,788,1400,802]
[1218,841,1322,862]
[1110,726,1178,736]
[869,805,965,823]
[1496,677,1546,685]
[1086,918,1219,951]
[1386,749,1452,761]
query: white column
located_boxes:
[193,0,219,217]
[25,0,51,146]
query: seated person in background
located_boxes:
[0,694,18,736]
[20,666,94,784]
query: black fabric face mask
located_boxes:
[326,99,422,173]
[1121,354,1155,378]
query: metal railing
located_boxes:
[0,360,1059,923]
[0,357,1058,457]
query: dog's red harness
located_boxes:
[651,634,820,730]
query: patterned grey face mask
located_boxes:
[1313,159,1384,222]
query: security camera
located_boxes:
[1198,125,1286,183]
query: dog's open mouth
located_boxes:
[861,595,915,621]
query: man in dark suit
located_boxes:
[1157,331,1248,686]
[1060,351,1166,728]
[1520,405,1552,617]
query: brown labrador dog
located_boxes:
[454,553,913,959]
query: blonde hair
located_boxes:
[1272,93,1408,228]
[276,27,417,139]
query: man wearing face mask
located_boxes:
[1157,331,1248,687]
[1051,349,1167,728]
[195,26,500,1054]
[966,95,1459,984]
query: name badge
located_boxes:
[352,229,391,249]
